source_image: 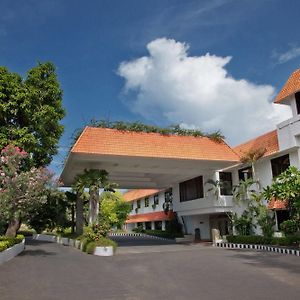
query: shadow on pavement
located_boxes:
[19,249,56,257]
[229,249,300,275]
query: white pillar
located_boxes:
[151,221,155,230]
[162,220,166,231]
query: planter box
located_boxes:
[33,234,56,242]
[94,246,114,256]
[0,239,25,265]
[69,239,75,247]
[59,237,69,246]
[75,240,81,249]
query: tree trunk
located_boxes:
[89,187,99,225]
[5,218,21,237]
[76,193,84,235]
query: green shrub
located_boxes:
[280,219,298,235]
[227,235,270,244]
[86,241,96,254]
[0,234,24,252]
[132,226,145,233]
[17,230,35,237]
[227,235,300,246]
[81,238,91,252]
[0,241,10,252]
[85,237,117,254]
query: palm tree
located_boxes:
[73,173,87,235]
[240,147,266,184]
[82,169,109,224]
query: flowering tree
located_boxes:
[0,145,52,237]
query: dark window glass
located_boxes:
[271,154,290,178]
[131,203,134,210]
[145,222,152,230]
[144,197,149,207]
[296,92,300,115]
[276,210,289,228]
[137,200,141,209]
[154,221,162,230]
[219,172,233,195]
[180,176,203,202]
[154,194,159,205]
[238,167,253,181]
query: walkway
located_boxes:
[0,238,300,300]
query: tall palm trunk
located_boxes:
[76,192,84,235]
[89,186,99,224]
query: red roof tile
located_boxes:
[72,127,239,161]
[274,69,300,103]
[126,211,175,223]
[233,130,279,159]
[123,189,162,202]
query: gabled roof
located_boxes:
[126,211,175,223]
[72,127,239,162]
[233,130,279,158]
[274,68,300,103]
[123,189,162,202]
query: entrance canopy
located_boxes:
[60,127,239,188]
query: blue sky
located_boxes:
[1,0,300,175]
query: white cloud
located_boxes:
[276,46,300,64]
[118,38,291,145]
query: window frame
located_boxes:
[179,176,203,202]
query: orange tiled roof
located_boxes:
[126,211,175,223]
[72,127,239,161]
[123,189,162,202]
[233,130,279,159]
[268,198,288,210]
[274,69,300,103]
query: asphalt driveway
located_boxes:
[0,238,300,300]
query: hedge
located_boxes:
[86,238,117,254]
[226,235,300,246]
[0,235,24,252]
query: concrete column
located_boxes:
[151,221,155,230]
[162,220,166,231]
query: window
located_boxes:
[154,194,159,205]
[145,222,152,230]
[164,189,173,203]
[219,172,233,195]
[296,92,300,115]
[154,221,162,230]
[238,166,253,181]
[179,176,203,202]
[271,154,290,178]
[131,203,134,211]
[137,200,141,209]
[144,197,149,207]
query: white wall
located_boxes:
[173,172,234,216]
[129,191,165,216]
[181,214,210,239]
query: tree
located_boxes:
[72,174,86,235]
[26,189,69,233]
[82,169,110,224]
[240,147,266,184]
[263,166,300,231]
[100,191,131,229]
[0,145,53,237]
[0,62,65,167]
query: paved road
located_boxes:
[0,238,300,300]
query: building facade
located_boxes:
[61,68,300,241]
